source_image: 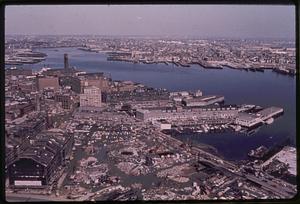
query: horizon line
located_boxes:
[5,34,295,40]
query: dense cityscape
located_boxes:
[4,35,297,201]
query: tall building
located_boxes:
[64,53,69,70]
[37,76,60,91]
[80,86,102,107]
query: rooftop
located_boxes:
[257,106,283,117]
[237,112,259,121]
[183,95,224,103]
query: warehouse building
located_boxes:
[256,106,284,121]
[59,75,81,93]
[36,76,60,91]
[8,129,73,187]
[182,95,224,107]
[136,105,238,122]
[235,112,263,128]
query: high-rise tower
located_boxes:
[64,53,69,70]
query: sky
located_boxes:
[5,5,295,39]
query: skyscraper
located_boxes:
[64,53,69,70]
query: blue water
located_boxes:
[7,47,296,161]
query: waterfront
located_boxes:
[7,47,296,161]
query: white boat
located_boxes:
[265,118,274,124]
[235,125,242,132]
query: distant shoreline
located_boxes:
[4,47,296,77]
[77,47,296,76]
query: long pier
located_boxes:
[257,107,284,121]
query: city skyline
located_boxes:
[5,5,295,39]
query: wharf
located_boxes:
[256,107,284,121]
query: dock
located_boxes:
[256,107,284,121]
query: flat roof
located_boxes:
[237,112,258,121]
[183,95,224,103]
[20,147,55,167]
[257,106,283,117]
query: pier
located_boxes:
[256,107,284,121]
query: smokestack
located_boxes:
[64,53,69,70]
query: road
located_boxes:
[5,193,70,202]
[244,174,296,198]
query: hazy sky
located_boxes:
[5,5,295,39]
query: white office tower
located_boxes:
[80,86,101,107]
